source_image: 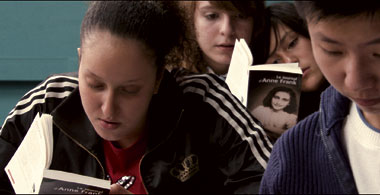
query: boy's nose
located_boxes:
[345,55,375,92]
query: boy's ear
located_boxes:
[77,48,81,64]
[154,68,165,94]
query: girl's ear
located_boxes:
[77,48,81,64]
[154,68,165,94]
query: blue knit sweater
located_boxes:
[260,86,358,194]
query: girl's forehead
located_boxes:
[275,91,290,96]
[82,30,154,56]
[197,1,239,13]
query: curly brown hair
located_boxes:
[176,1,268,74]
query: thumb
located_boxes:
[110,183,133,194]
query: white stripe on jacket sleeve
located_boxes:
[178,73,273,168]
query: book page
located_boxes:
[225,39,253,106]
[39,114,54,168]
[4,113,52,194]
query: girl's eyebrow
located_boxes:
[84,69,142,84]
[268,31,291,57]
[198,5,215,11]
[279,31,291,45]
[85,69,101,79]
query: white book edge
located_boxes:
[38,114,54,168]
[226,38,252,106]
[43,169,110,189]
[5,113,53,193]
[249,63,302,74]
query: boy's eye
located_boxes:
[322,48,343,56]
[326,50,342,56]
[373,53,380,58]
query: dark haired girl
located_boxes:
[0,2,272,194]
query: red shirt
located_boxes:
[103,137,147,194]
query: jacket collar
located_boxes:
[50,70,183,153]
[320,86,351,135]
[319,85,358,194]
[51,88,103,154]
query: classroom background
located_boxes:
[0,1,283,123]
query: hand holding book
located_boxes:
[5,113,110,194]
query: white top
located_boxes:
[342,103,380,193]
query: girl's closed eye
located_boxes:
[87,81,105,90]
[287,36,299,50]
[266,55,282,64]
[272,58,281,64]
[205,12,219,20]
[120,86,140,95]
[233,13,249,20]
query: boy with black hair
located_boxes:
[260,1,380,194]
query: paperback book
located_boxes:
[5,113,110,194]
[226,39,302,135]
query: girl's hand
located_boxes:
[110,183,133,194]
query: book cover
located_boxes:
[39,170,109,194]
[247,64,302,135]
[4,113,110,194]
[226,39,302,135]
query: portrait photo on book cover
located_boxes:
[247,70,301,136]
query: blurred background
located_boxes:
[0,2,87,123]
[0,1,286,124]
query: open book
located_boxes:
[226,39,302,134]
[5,113,110,194]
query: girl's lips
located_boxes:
[301,67,310,77]
[301,67,309,73]
[216,45,234,52]
[99,119,121,130]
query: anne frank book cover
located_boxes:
[38,170,110,194]
[247,63,302,135]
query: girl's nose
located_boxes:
[101,90,117,119]
[220,15,235,37]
